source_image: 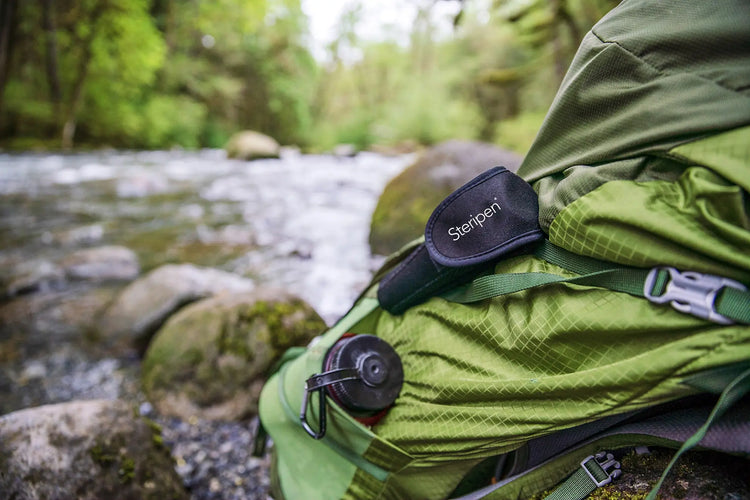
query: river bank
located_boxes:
[0,148,414,499]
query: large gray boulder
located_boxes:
[0,399,188,500]
[369,140,522,256]
[96,264,254,353]
[225,131,281,161]
[141,289,326,421]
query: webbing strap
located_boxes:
[716,286,750,324]
[441,268,647,302]
[442,240,750,325]
[544,453,618,500]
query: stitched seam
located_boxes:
[590,30,750,98]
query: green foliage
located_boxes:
[88,1,165,91]
[0,0,619,151]
[3,80,53,129]
[494,0,619,82]
[256,25,319,146]
[379,77,483,146]
[1,0,168,147]
[138,96,208,149]
[494,111,547,154]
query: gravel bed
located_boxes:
[141,402,273,500]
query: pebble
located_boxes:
[155,413,273,500]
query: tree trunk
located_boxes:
[0,0,18,126]
[62,119,76,149]
[60,0,106,149]
[551,0,581,84]
[61,58,90,150]
[41,0,62,132]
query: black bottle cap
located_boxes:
[324,334,403,413]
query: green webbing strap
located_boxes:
[442,268,648,303]
[442,241,750,325]
[645,366,750,500]
[544,453,618,500]
[715,286,750,324]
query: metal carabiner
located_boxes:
[300,368,359,439]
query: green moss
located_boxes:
[141,417,168,452]
[188,360,239,406]
[182,347,204,365]
[369,161,454,256]
[587,489,647,500]
[266,300,309,347]
[162,241,249,270]
[216,299,324,358]
[143,295,325,413]
[89,442,119,467]
[217,307,257,361]
[152,433,165,449]
[86,424,186,498]
[118,456,136,484]
[143,417,163,435]
[114,225,191,272]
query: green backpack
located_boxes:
[257,1,750,498]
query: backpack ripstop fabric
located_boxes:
[257,0,750,498]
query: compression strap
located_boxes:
[442,240,750,325]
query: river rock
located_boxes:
[225,131,281,161]
[332,143,357,157]
[1,285,120,352]
[0,399,188,500]
[48,223,106,247]
[60,245,140,282]
[3,259,65,298]
[141,289,326,421]
[96,263,255,353]
[369,140,523,256]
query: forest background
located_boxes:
[0,0,618,155]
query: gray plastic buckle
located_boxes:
[581,451,621,488]
[644,267,747,325]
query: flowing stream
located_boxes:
[0,149,413,323]
[0,148,414,498]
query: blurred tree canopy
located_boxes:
[0,0,618,153]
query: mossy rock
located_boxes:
[369,140,522,256]
[96,264,255,355]
[141,289,326,420]
[0,399,187,500]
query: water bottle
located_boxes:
[301,334,403,439]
